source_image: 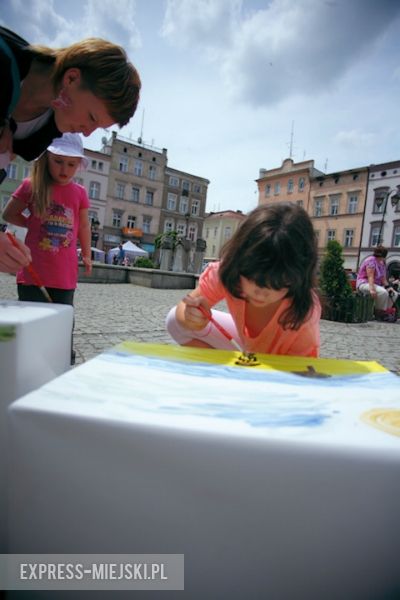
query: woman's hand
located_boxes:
[0,232,31,274]
[82,254,92,275]
[180,294,211,331]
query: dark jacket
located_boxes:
[0,26,61,162]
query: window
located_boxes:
[98,162,103,171]
[274,182,280,195]
[169,176,179,187]
[142,216,152,234]
[205,228,209,239]
[88,210,98,224]
[145,190,154,206]
[224,226,232,239]
[164,219,174,233]
[149,165,156,180]
[329,195,340,216]
[7,164,17,179]
[119,156,128,173]
[179,197,188,214]
[214,227,218,237]
[127,215,136,228]
[89,181,100,199]
[348,194,358,214]
[212,245,216,255]
[176,222,185,236]
[296,200,303,208]
[131,187,140,203]
[264,184,271,197]
[287,179,294,193]
[191,199,200,216]
[344,229,354,247]
[23,166,30,178]
[167,193,177,211]
[373,187,389,213]
[298,177,305,192]
[314,198,323,217]
[75,177,84,186]
[182,180,190,192]
[112,211,121,227]
[193,183,201,194]
[116,183,125,200]
[393,224,400,247]
[134,160,143,176]
[188,224,196,241]
[91,160,97,169]
[370,225,382,247]
[327,229,336,242]
[2,195,10,210]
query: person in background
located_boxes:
[166,203,321,357]
[0,25,141,271]
[2,133,92,362]
[356,246,399,318]
[118,244,126,265]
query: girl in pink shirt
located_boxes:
[166,203,321,357]
[3,133,92,362]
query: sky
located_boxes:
[2,0,400,213]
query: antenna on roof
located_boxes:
[138,108,145,144]
[289,120,294,158]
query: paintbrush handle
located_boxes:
[197,304,243,353]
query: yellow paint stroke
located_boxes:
[361,409,400,438]
[115,341,388,377]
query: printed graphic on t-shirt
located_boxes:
[38,203,74,252]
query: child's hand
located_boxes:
[182,294,211,331]
[82,255,92,275]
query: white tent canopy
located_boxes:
[77,247,105,261]
[107,241,148,264]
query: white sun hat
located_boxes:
[47,133,89,169]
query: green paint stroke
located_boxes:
[0,325,16,342]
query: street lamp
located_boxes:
[375,186,400,244]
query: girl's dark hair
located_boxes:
[219,202,318,330]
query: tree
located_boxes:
[320,240,353,302]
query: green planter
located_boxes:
[321,293,374,323]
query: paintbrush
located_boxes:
[6,232,53,303]
[196,304,246,354]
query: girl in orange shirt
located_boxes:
[166,203,321,357]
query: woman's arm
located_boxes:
[2,195,29,227]
[78,208,92,275]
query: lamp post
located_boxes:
[375,186,400,244]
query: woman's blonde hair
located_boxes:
[30,153,54,218]
[30,38,141,127]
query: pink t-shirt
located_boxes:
[199,262,321,357]
[356,256,386,288]
[13,178,89,289]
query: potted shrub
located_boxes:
[319,240,373,323]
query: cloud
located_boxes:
[334,129,375,148]
[161,0,240,50]
[1,0,141,56]
[161,0,400,107]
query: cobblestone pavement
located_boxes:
[1,272,399,374]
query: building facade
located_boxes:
[360,161,400,277]
[75,148,110,249]
[102,132,168,254]
[309,166,368,271]
[0,157,32,233]
[160,166,209,243]
[203,210,246,261]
